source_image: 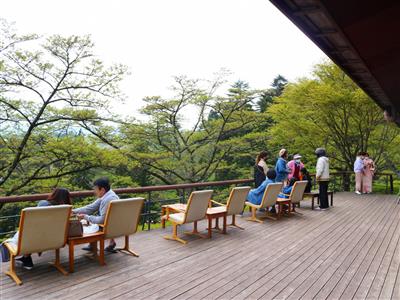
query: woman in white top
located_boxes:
[254,151,269,187]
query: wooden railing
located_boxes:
[0,178,253,204]
[0,172,396,239]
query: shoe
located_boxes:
[355,191,362,195]
[82,245,93,251]
[314,207,327,211]
[16,255,34,270]
[105,243,117,253]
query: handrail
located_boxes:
[0,178,254,204]
[0,170,395,204]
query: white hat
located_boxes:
[293,154,302,159]
[279,149,287,157]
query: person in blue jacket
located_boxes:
[247,170,277,205]
[275,148,290,183]
[278,178,297,198]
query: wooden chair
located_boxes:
[164,190,213,244]
[211,186,251,230]
[245,183,283,223]
[101,198,145,258]
[278,180,307,214]
[4,205,72,285]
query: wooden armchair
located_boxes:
[164,190,213,244]
[245,183,283,222]
[4,205,72,285]
[102,198,144,258]
[210,186,251,230]
[278,180,308,215]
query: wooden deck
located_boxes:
[1,192,400,300]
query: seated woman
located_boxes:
[300,167,312,193]
[1,188,71,270]
[278,178,297,199]
[247,170,277,205]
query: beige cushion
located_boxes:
[185,190,213,223]
[289,181,308,204]
[168,213,185,224]
[245,201,260,209]
[104,198,144,239]
[207,206,227,214]
[18,205,71,255]
[226,186,251,216]
[261,183,284,208]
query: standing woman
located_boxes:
[362,152,375,194]
[315,148,330,210]
[254,151,269,188]
[354,152,365,195]
[275,149,290,184]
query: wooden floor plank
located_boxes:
[223,195,382,300]
[1,193,398,300]
[290,196,397,300]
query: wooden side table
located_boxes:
[67,232,105,273]
[276,198,291,218]
[206,207,227,238]
[161,203,187,228]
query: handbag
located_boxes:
[68,218,83,237]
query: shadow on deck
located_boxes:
[1,192,399,300]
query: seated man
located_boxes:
[73,177,119,252]
[247,169,277,205]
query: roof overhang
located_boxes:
[270,0,400,125]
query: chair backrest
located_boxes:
[103,198,144,239]
[184,190,213,223]
[226,186,251,215]
[260,183,284,208]
[17,205,71,255]
[289,180,308,204]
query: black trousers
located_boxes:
[319,181,329,208]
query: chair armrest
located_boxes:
[210,200,225,206]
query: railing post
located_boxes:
[385,175,388,194]
[147,191,152,230]
[390,174,394,194]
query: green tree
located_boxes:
[268,62,399,189]
[0,22,128,195]
[116,76,270,184]
[257,74,288,112]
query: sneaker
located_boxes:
[16,255,34,270]
[105,243,117,253]
[314,207,327,211]
[355,191,362,195]
[82,245,93,251]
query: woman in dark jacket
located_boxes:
[300,167,313,193]
[254,151,268,188]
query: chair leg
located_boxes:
[164,223,187,244]
[229,215,244,229]
[49,249,68,276]
[117,236,139,257]
[246,207,263,223]
[5,254,22,285]
[184,221,207,238]
[99,238,106,264]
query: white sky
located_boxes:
[2,0,327,119]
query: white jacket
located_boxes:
[316,156,330,181]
